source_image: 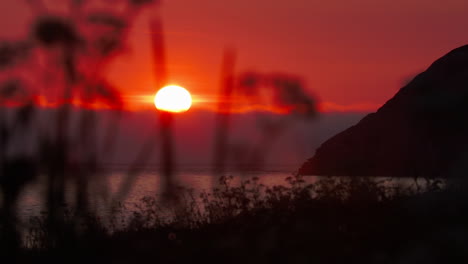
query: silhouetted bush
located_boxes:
[4,174,464,263]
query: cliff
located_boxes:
[299,45,468,177]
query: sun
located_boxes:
[154,85,192,113]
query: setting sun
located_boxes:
[154,85,192,113]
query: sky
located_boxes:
[1,0,468,166]
[2,0,468,111]
[117,0,468,111]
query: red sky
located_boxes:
[118,0,468,112]
[2,0,468,112]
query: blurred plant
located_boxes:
[212,50,236,178]
[0,0,317,255]
[211,57,318,183]
[0,0,160,252]
[228,71,318,171]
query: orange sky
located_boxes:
[1,0,468,113]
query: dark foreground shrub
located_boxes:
[4,175,468,264]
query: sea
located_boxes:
[15,164,430,223]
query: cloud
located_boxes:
[318,101,380,113]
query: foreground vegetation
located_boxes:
[2,175,467,263]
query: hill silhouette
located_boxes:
[299,45,468,177]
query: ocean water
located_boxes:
[16,165,299,219]
[15,165,430,222]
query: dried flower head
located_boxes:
[33,16,79,47]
